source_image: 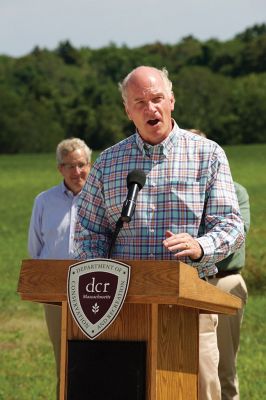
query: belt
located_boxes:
[209,270,240,279]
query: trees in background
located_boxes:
[0,24,266,153]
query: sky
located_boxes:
[0,0,265,57]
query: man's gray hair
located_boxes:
[56,138,92,165]
[118,66,173,104]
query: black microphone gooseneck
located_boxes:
[107,169,146,258]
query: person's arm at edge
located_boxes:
[28,196,44,258]
[235,182,250,234]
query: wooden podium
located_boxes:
[17,259,241,400]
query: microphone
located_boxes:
[120,169,146,223]
[107,169,146,258]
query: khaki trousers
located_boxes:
[199,313,221,400]
[44,304,62,400]
[210,274,248,400]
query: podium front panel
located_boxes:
[67,340,146,400]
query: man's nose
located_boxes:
[146,101,156,112]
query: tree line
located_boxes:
[0,23,266,153]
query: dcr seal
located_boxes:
[67,259,131,339]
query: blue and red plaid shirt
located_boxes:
[74,122,244,278]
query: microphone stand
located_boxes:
[107,217,124,259]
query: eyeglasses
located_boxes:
[61,162,89,171]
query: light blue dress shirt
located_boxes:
[28,181,80,259]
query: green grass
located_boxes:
[0,145,266,399]
[224,144,266,291]
[238,295,266,400]
[0,311,56,400]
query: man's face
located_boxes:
[124,68,175,145]
[58,149,90,195]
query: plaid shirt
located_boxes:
[74,122,244,278]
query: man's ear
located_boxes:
[58,164,64,177]
[124,103,132,121]
[170,94,175,111]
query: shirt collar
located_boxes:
[135,120,180,159]
[61,181,80,198]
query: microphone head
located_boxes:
[127,169,146,190]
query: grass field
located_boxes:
[0,144,266,399]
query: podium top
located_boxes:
[17,259,241,315]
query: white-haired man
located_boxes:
[74,66,245,400]
[28,137,92,399]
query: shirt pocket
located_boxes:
[162,180,204,233]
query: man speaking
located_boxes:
[74,66,244,400]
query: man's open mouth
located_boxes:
[147,119,160,126]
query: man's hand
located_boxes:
[163,230,203,260]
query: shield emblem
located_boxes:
[67,259,131,339]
